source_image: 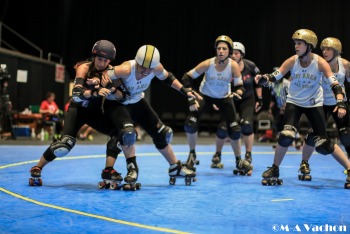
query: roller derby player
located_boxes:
[29,40,137,190]
[256,29,350,188]
[104,45,198,186]
[211,41,262,174]
[299,37,350,184]
[181,35,249,174]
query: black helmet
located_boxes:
[91,40,116,60]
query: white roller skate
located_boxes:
[169,160,197,186]
[182,151,199,172]
[123,162,141,191]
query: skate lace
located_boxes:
[127,169,137,179]
[181,166,194,175]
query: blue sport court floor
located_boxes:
[0,138,349,234]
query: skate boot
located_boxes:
[233,156,253,176]
[211,152,224,168]
[123,160,141,191]
[183,150,199,171]
[261,164,283,185]
[298,160,312,181]
[345,169,350,189]
[98,167,123,190]
[29,166,43,186]
[169,160,197,186]
[245,152,252,164]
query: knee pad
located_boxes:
[118,123,137,146]
[184,116,198,134]
[228,121,241,140]
[49,135,76,157]
[153,122,174,149]
[278,125,297,147]
[216,127,228,139]
[304,128,315,147]
[314,137,334,155]
[339,127,350,147]
[240,120,254,136]
[106,136,122,158]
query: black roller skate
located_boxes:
[183,150,199,172]
[29,166,43,186]
[298,160,312,181]
[211,152,224,168]
[233,156,253,176]
[345,169,350,189]
[169,160,197,186]
[98,167,123,190]
[261,164,283,185]
[123,160,141,191]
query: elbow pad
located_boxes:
[182,73,193,88]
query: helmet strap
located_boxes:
[299,44,311,59]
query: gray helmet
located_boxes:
[91,40,116,60]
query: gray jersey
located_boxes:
[322,57,347,105]
[199,57,232,98]
[288,54,323,107]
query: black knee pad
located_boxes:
[228,122,241,140]
[304,129,315,147]
[184,116,198,134]
[152,123,174,149]
[118,123,137,146]
[106,136,122,158]
[240,120,254,136]
[315,137,334,155]
[278,125,297,147]
[49,135,76,157]
[339,127,350,147]
[216,127,228,139]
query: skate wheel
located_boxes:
[123,184,131,190]
[261,179,268,186]
[98,181,105,189]
[344,183,350,189]
[136,183,141,190]
[37,178,43,186]
[29,178,34,186]
[233,170,238,175]
[195,160,200,165]
[169,177,176,185]
[110,182,119,190]
[185,177,192,186]
[246,170,253,176]
[298,175,302,180]
[277,179,283,185]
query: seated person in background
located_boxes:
[39,91,63,137]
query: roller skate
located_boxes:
[345,169,350,189]
[98,167,123,190]
[182,150,199,172]
[298,160,312,181]
[211,152,224,168]
[233,156,253,176]
[29,166,43,186]
[123,161,141,191]
[169,160,197,186]
[261,164,283,185]
[245,152,252,164]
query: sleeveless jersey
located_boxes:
[288,54,323,107]
[199,57,232,98]
[322,57,347,105]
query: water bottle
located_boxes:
[40,128,45,141]
[31,128,36,140]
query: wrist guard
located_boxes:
[180,86,192,97]
[72,86,85,103]
[337,99,346,109]
[116,84,131,102]
[182,73,193,88]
